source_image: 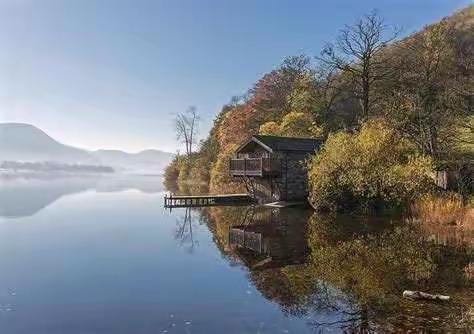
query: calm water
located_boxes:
[0,176,472,333]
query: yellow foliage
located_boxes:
[209,146,246,194]
[307,215,435,305]
[279,112,313,137]
[259,111,315,138]
[308,121,434,211]
[259,121,280,135]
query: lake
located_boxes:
[0,176,472,333]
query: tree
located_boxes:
[175,106,199,156]
[279,112,313,137]
[163,156,180,192]
[318,11,399,121]
[251,55,316,122]
[312,62,363,135]
[259,112,318,138]
[259,121,280,135]
[381,20,474,160]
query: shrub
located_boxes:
[163,154,210,194]
[308,121,434,212]
[163,157,180,192]
[209,147,246,194]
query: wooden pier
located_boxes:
[164,193,252,208]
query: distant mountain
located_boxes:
[0,123,174,173]
[0,123,97,164]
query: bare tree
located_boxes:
[175,106,199,156]
[175,207,198,253]
[318,10,400,120]
[313,61,358,133]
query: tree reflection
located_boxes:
[198,206,474,331]
[301,214,472,330]
[175,207,199,253]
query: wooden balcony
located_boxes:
[229,158,280,177]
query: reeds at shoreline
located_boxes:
[411,193,474,229]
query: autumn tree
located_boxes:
[259,112,316,138]
[259,121,280,136]
[318,11,399,121]
[252,55,316,123]
[381,20,474,160]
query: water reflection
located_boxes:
[228,207,310,268]
[196,206,474,331]
[0,174,164,218]
[174,207,200,253]
[0,178,472,332]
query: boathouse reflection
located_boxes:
[195,206,473,331]
[227,207,310,269]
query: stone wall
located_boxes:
[253,151,310,202]
[282,152,310,201]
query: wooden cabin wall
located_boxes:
[237,146,270,159]
[237,144,270,159]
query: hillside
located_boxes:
[164,4,474,195]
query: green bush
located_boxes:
[308,121,434,212]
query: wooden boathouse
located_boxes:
[229,135,322,203]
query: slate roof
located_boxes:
[237,135,322,153]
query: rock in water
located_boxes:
[403,290,450,301]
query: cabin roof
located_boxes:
[237,135,322,154]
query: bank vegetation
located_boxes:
[165,6,474,218]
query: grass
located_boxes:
[411,193,474,229]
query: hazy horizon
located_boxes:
[0,121,173,154]
[0,0,471,152]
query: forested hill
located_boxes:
[165,5,474,198]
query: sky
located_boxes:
[0,0,472,153]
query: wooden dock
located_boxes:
[164,193,252,208]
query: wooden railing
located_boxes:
[229,228,263,253]
[229,158,280,176]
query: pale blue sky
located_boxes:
[0,0,471,153]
